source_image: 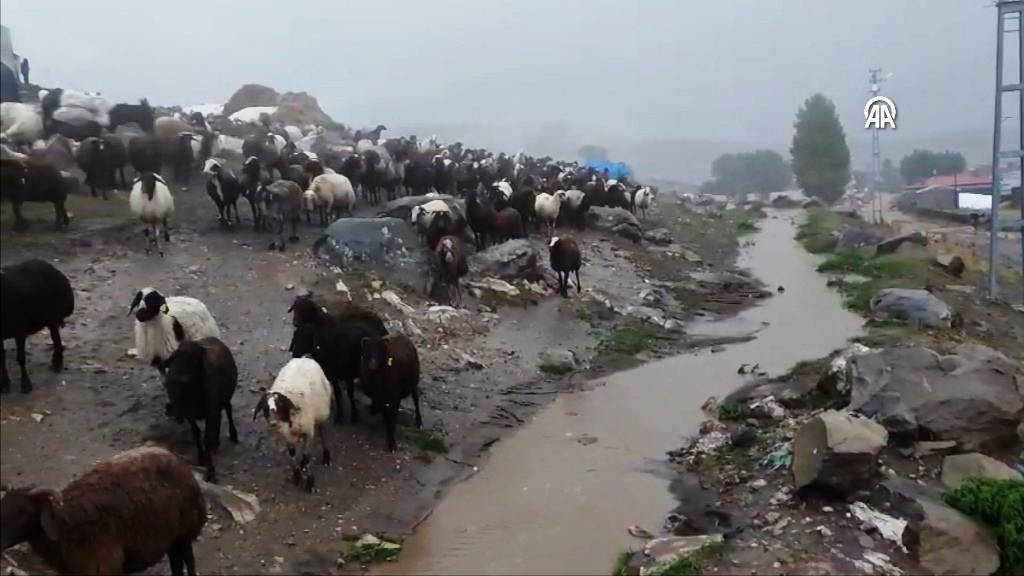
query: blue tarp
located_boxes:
[581,157,632,181]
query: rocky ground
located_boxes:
[626,201,1024,576]
[0,164,767,574]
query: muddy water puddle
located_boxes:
[383,213,864,575]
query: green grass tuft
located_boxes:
[795,209,845,253]
[612,550,633,576]
[816,253,929,312]
[944,477,1024,575]
[599,323,661,355]
[716,402,751,422]
[405,430,448,454]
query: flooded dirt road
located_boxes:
[385,212,864,575]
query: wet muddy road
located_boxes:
[386,213,863,575]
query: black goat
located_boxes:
[172,133,195,184]
[109,99,154,132]
[203,159,243,226]
[161,337,239,482]
[129,135,162,174]
[1,259,74,393]
[0,158,71,230]
[288,305,388,424]
[465,189,496,250]
[76,137,115,199]
[549,237,582,298]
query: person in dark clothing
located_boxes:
[20,58,29,84]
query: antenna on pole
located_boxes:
[868,68,890,225]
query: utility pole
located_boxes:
[868,68,890,224]
[988,1,1024,302]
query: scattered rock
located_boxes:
[628,525,656,539]
[318,217,420,267]
[869,288,952,328]
[850,502,907,551]
[848,345,1023,448]
[285,283,295,291]
[624,305,667,327]
[802,198,824,209]
[334,279,351,300]
[771,195,799,208]
[537,349,576,374]
[748,478,767,491]
[639,287,670,307]
[935,253,966,278]
[940,452,1023,489]
[126,348,139,358]
[641,534,723,575]
[913,440,958,457]
[381,290,415,315]
[30,413,44,423]
[588,207,642,242]
[836,228,883,252]
[749,395,786,421]
[466,277,519,296]
[469,239,542,281]
[875,231,927,255]
[730,427,758,448]
[450,348,485,370]
[643,228,673,245]
[792,410,888,493]
[903,496,1000,576]
[681,248,703,263]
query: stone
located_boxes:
[537,349,576,374]
[466,277,520,296]
[792,410,888,493]
[836,227,883,251]
[588,207,642,241]
[875,230,927,255]
[848,345,1023,449]
[902,496,1000,576]
[935,253,966,278]
[624,305,667,327]
[748,478,768,491]
[849,502,907,551]
[639,287,670,307]
[377,194,466,223]
[940,452,1023,489]
[642,534,723,575]
[802,198,824,209]
[730,427,758,448]
[643,227,673,245]
[469,239,542,281]
[318,217,420,267]
[681,248,703,263]
[869,288,952,328]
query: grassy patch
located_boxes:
[612,550,633,576]
[538,360,574,375]
[795,209,844,253]
[647,541,727,576]
[716,402,751,422]
[816,253,929,312]
[599,322,661,355]
[854,319,920,348]
[671,286,703,308]
[944,477,1024,575]
[404,430,448,454]
[340,536,402,565]
[574,297,611,324]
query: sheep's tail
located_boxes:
[141,172,157,199]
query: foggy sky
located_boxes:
[1,1,1011,181]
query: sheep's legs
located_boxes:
[412,386,423,428]
[288,216,299,242]
[0,346,10,393]
[224,401,239,443]
[329,380,345,423]
[383,403,398,452]
[48,324,63,372]
[317,423,331,465]
[167,545,184,576]
[347,378,360,423]
[182,540,197,576]
[575,270,581,294]
[188,418,213,481]
[11,201,28,231]
[15,335,31,393]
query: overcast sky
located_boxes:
[1,1,1012,180]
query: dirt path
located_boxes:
[1,177,758,574]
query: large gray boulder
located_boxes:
[848,345,1024,449]
[903,496,1001,576]
[316,217,421,267]
[587,207,642,242]
[870,288,952,328]
[377,194,466,222]
[940,452,1023,489]
[875,230,927,255]
[643,227,673,245]
[836,227,883,251]
[792,410,888,493]
[469,239,542,281]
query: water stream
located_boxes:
[385,212,864,575]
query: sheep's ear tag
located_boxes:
[387,357,393,367]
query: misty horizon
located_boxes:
[1,0,1013,182]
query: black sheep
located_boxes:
[48,120,103,141]
[103,135,129,190]
[1,259,74,393]
[359,334,422,451]
[203,159,243,226]
[289,306,388,424]
[494,207,525,241]
[0,158,71,231]
[128,135,162,175]
[161,337,239,482]
[171,133,195,184]
[549,237,582,298]
[76,137,116,199]
[465,189,496,250]
[109,99,155,132]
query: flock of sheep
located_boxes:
[0,85,658,576]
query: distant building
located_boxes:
[903,170,993,195]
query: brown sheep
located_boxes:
[494,207,525,242]
[359,334,423,451]
[0,446,206,575]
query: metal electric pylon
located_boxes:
[988,1,1024,302]
[868,68,890,225]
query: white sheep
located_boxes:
[306,173,356,225]
[565,189,586,211]
[494,179,514,202]
[411,199,453,240]
[254,357,333,492]
[129,287,221,369]
[1,103,44,147]
[535,190,569,237]
[129,173,175,256]
[633,186,656,220]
